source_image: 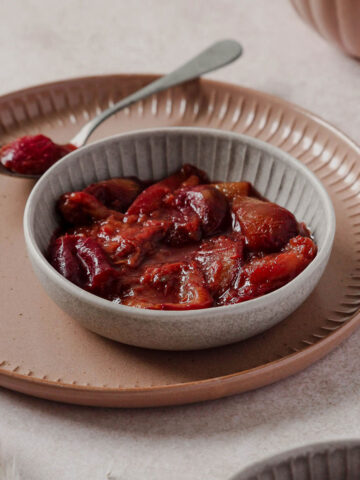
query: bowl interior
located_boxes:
[26,127,333,282]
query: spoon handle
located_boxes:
[71,39,243,147]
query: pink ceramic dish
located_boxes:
[290,0,360,58]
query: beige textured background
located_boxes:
[1,0,360,479]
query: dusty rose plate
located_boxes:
[0,74,359,407]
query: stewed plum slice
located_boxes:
[83,178,143,211]
[49,235,119,295]
[127,164,209,215]
[58,191,121,225]
[219,235,317,305]
[232,196,299,253]
[58,177,143,226]
[49,235,83,286]
[74,215,168,267]
[0,135,76,175]
[174,185,229,237]
[194,235,244,297]
[172,261,213,309]
[212,182,253,202]
[121,261,213,310]
[155,184,228,246]
[162,209,202,246]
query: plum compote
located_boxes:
[0,135,76,175]
[48,164,317,310]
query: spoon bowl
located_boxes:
[0,161,38,179]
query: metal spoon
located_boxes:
[0,39,243,179]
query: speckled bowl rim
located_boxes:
[24,127,336,319]
[230,439,360,480]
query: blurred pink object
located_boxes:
[290,0,360,58]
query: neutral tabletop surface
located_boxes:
[1,1,360,479]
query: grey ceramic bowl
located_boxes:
[23,128,335,351]
[231,440,360,480]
